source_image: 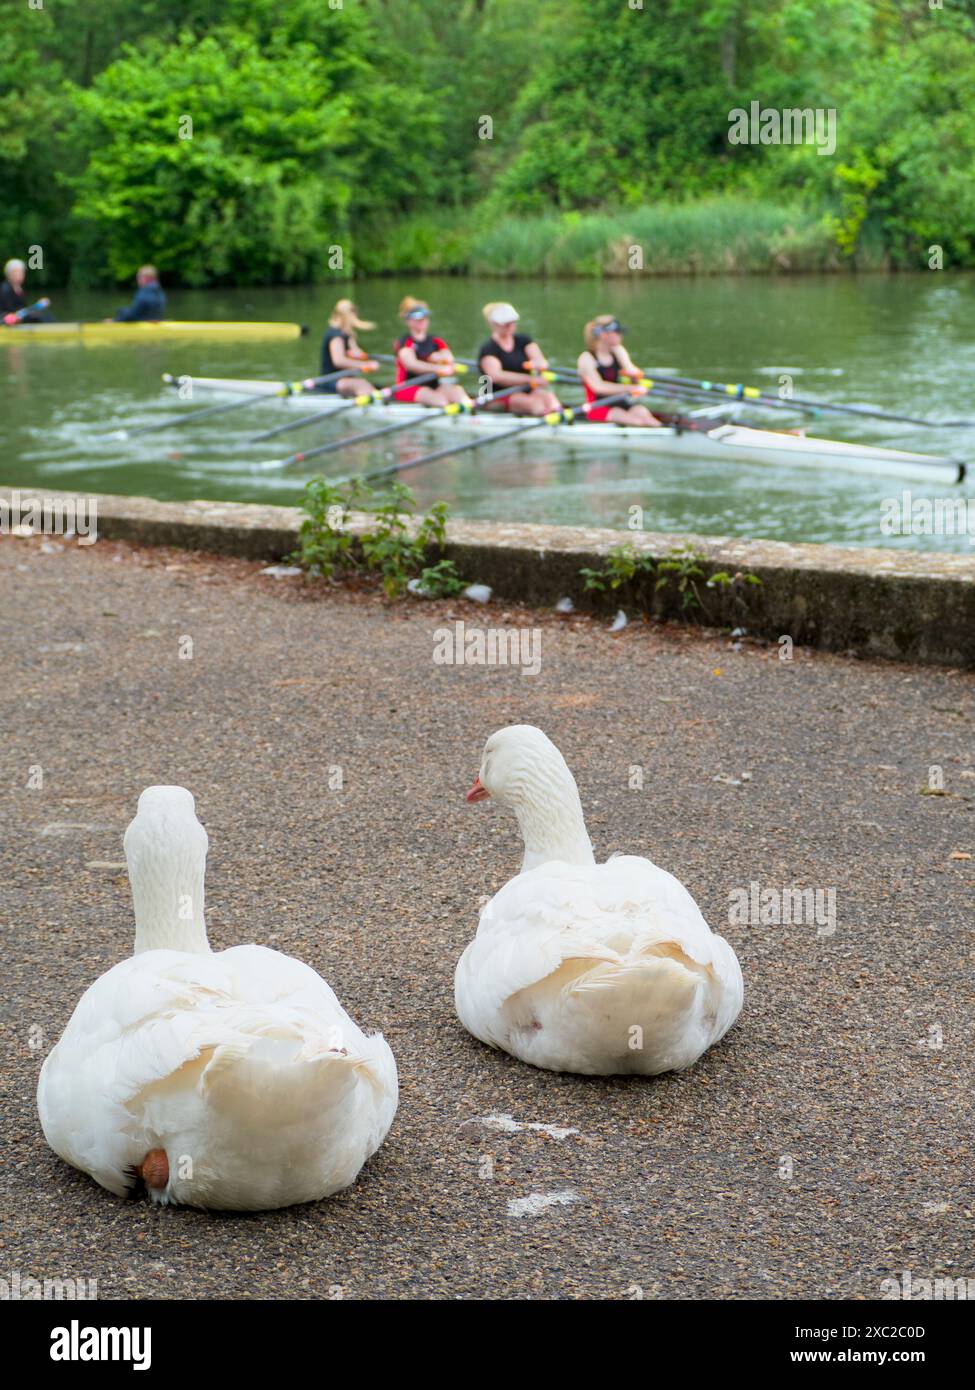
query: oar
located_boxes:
[115,368,369,438]
[537,362,833,427]
[255,384,523,473]
[550,362,975,429]
[440,352,560,388]
[3,297,50,326]
[369,353,469,376]
[249,371,445,444]
[348,392,636,485]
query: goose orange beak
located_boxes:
[466,776,489,803]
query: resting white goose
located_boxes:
[37,786,397,1210]
[455,725,743,1076]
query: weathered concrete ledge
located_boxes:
[3,486,974,667]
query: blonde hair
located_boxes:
[584,315,621,352]
[399,296,430,318]
[4,258,25,278]
[329,298,375,334]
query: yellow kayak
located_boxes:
[0,320,307,344]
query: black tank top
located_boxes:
[595,349,620,383]
[478,332,535,375]
[320,327,351,388]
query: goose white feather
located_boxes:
[37,786,397,1210]
[455,726,743,1075]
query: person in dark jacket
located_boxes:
[1,259,51,323]
[113,266,166,322]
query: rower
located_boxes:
[577,316,659,426]
[477,303,561,416]
[394,298,470,407]
[319,299,379,395]
[113,265,166,322]
[1,259,51,323]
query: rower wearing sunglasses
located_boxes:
[577,316,660,426]
[394,298,471,407]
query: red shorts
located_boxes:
[393,383,434,404]
[586,399,638,423]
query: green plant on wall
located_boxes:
[580,544,760,622]
[294,477,466,600]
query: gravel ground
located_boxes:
[1,533,972,1301]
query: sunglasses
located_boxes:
[405,308,430,320]
[593,319,624,336]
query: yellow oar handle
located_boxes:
[623,372,761,400]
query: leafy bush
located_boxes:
[294,477,466,600]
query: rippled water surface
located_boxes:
[3,274,975,551]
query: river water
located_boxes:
[3,274,975,552]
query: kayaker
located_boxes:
[577,316,659,426]
[1,259,51,323]
[319,299,379,395]
[477,303,561,416]
[113,266,166,322]
[394,298,471,407]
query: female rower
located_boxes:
[577,316,660,426]
[394,298,471,407]
[477,302,561,416]
[319,299,379,395]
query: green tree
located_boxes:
[67,29,355,285]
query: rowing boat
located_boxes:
[0,321,307,344]
[171,375,967,484]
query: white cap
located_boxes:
[487,302,519,325]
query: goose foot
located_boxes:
[138,1149,169,1190]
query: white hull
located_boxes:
[177,376,966,484]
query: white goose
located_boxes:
[455,725,743,1076]
[37,786,397,1210]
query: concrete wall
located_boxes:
[3,487,973,666]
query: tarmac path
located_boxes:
[1,534,972,1300]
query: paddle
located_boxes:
[346,392,636,485]
[255,384,523,473]
[249,371,445,444]
[438,351,564,392]
[546,361,975,429]
[369,353,469,376]
[3,297,50,326]
[114,367,371,439]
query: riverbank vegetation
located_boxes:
[4,0,974,285]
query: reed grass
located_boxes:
[468,199,840,276]
[353,196,850,277]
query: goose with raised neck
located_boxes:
[125,786,211,956]
[38,784,397,1209]
[457,724,744,1077]
[466,724,595,871]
